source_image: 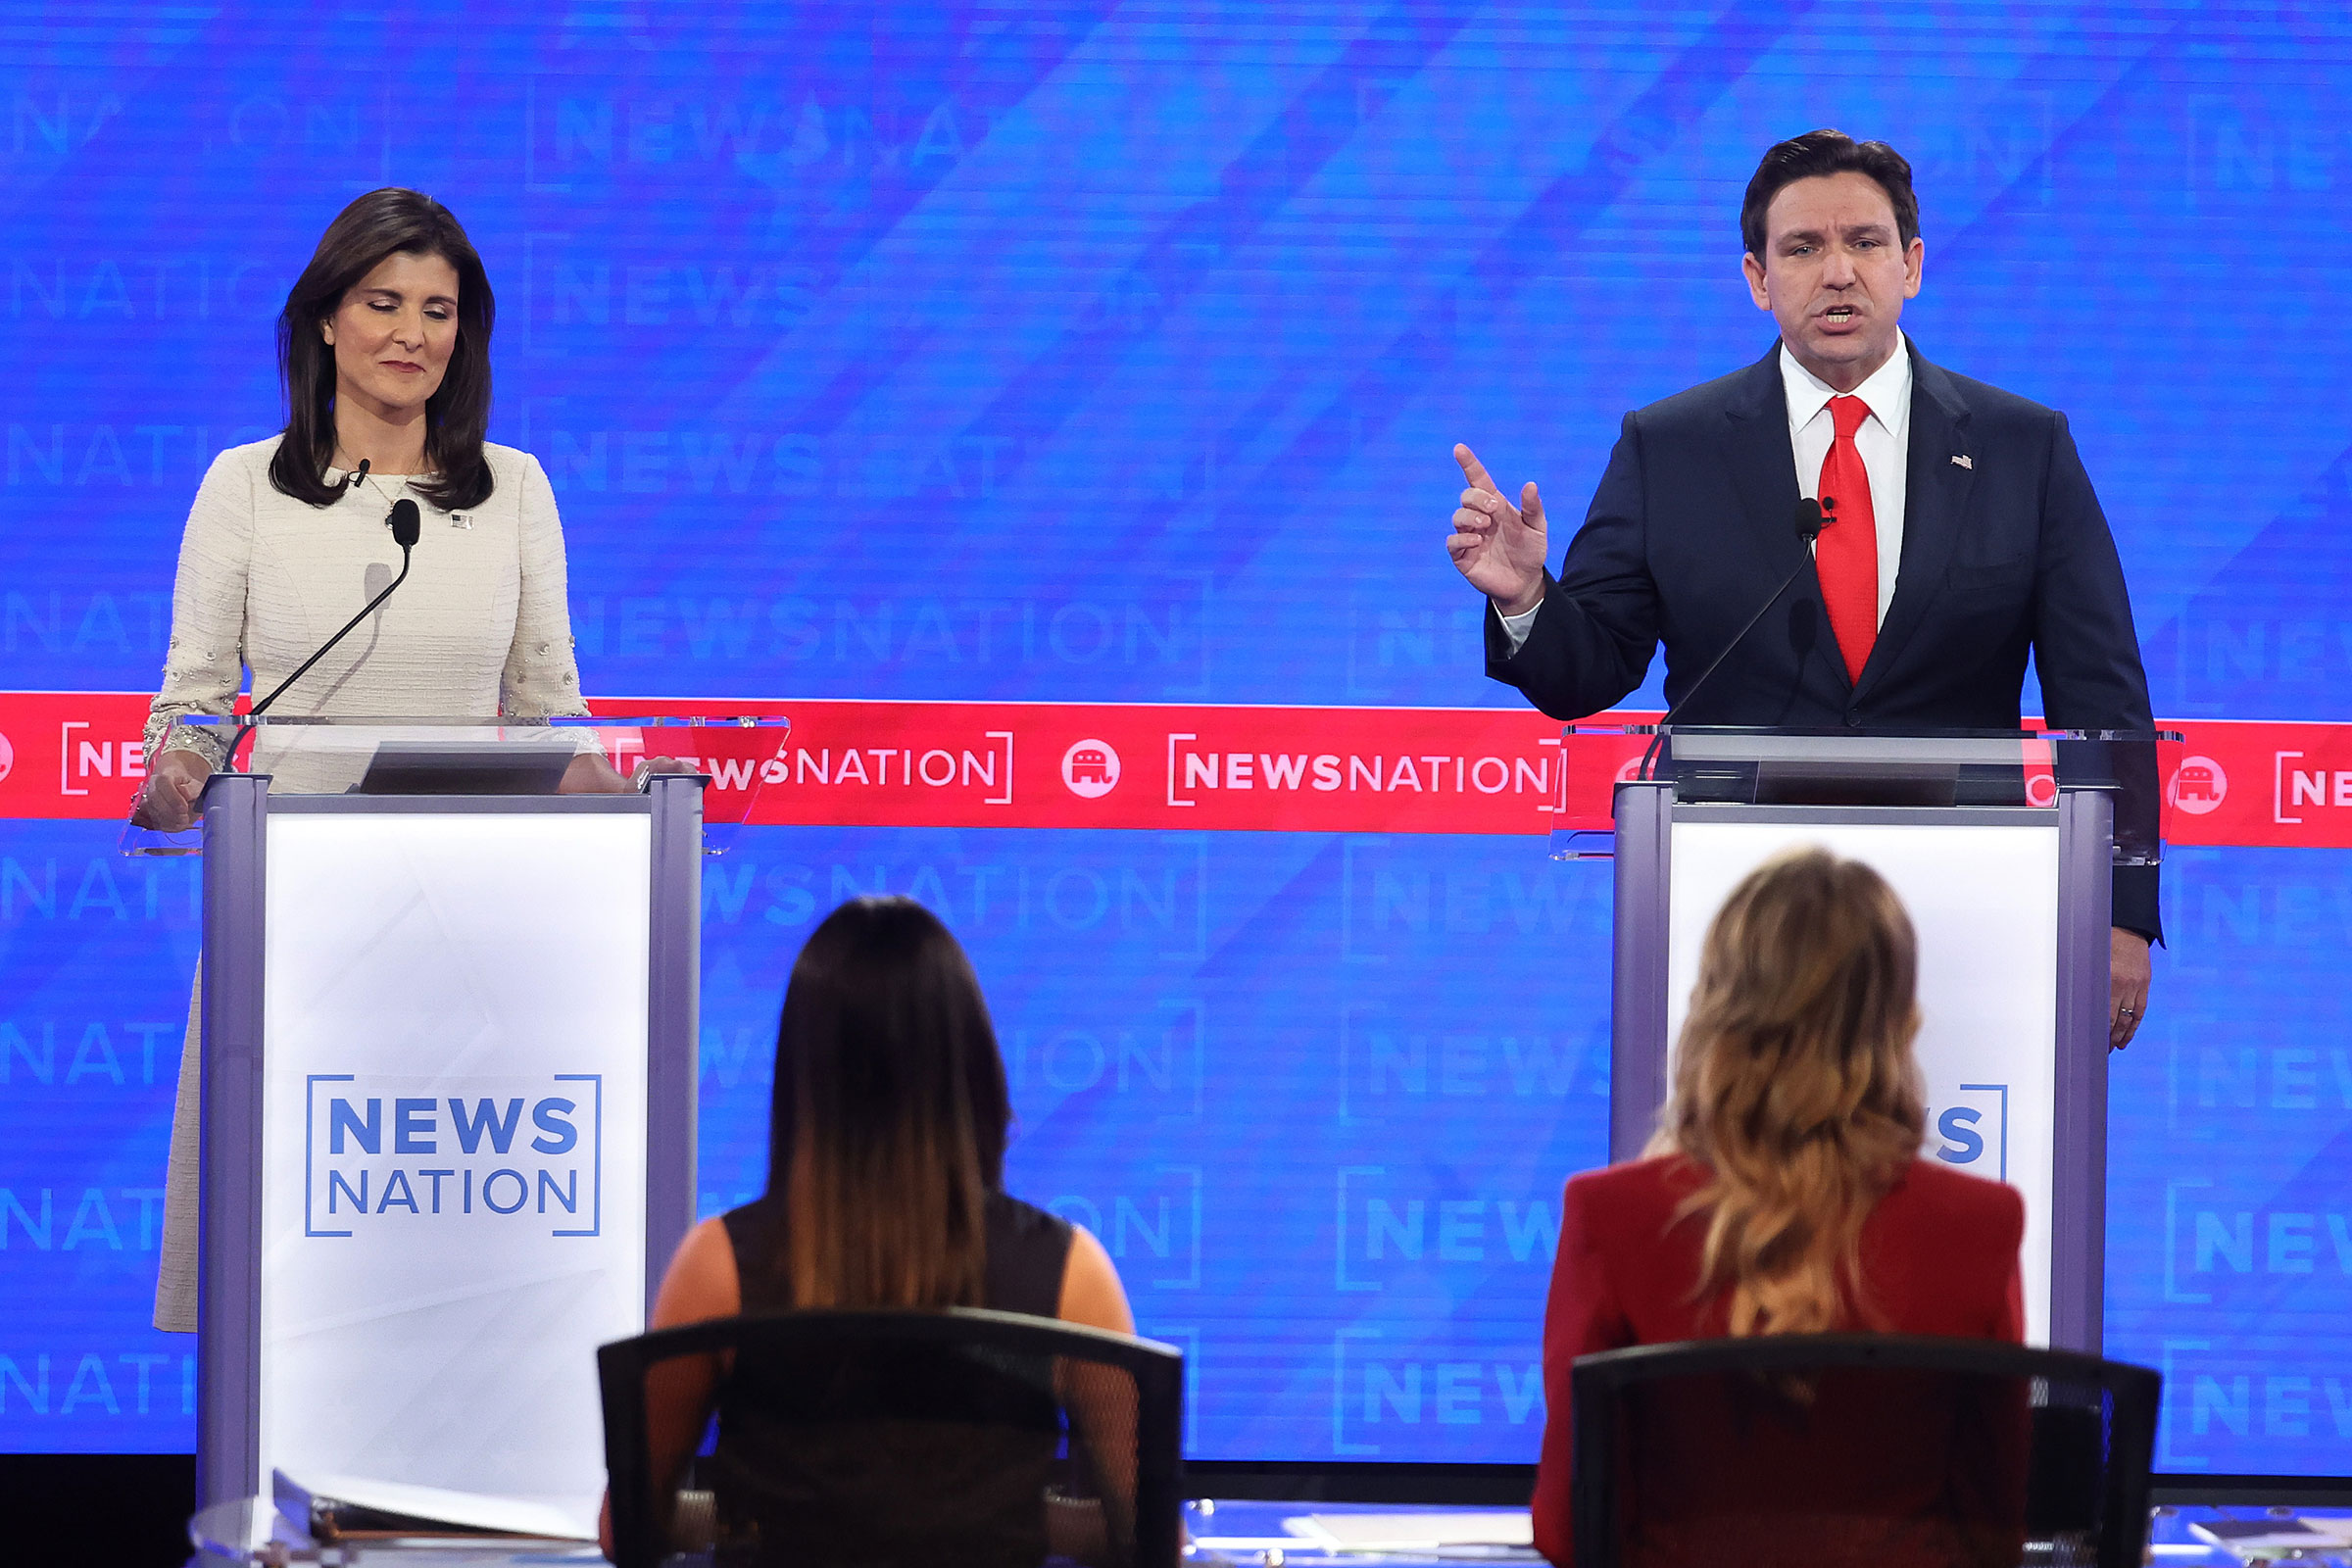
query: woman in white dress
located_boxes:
[132,188,615,1331]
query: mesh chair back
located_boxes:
[600,1307,1184,1568]
[1570,1335,2158,1568]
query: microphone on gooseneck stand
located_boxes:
[248,498,420,718]
[1638,498,1830,781]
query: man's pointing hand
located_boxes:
[1446,443,1548,616]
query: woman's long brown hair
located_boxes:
[764,897,1009,1309]
[1649,848,1928,1336]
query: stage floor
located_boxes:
[175,1495,2352,1566]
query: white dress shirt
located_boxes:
[1782,330,1910,625]
[1497,332,1915,650]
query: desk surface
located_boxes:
[189,1497,2352,1567]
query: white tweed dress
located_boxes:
[146,436,590,1331]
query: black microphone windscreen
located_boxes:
[1793,497,1826,540]
[389,498,421,549]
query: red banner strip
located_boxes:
[2,692,2347,848]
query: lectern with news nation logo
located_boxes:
[138,716,781,1538]
[1565,725,2174,1352]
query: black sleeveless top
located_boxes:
[720,1189,1072,1317]
[703,1192,1075,1567]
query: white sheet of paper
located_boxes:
[1285,1510,1534,1548]
[279,1469,596,1541]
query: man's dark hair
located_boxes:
[1740,129,1919,257]
[270,187,496,511]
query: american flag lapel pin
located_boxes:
[1951,454,1974,470]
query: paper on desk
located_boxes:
[274,1469,597,1541]
[1285,1511,1535,1549]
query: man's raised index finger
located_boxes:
[1453,443,1502,496]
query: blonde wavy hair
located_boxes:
[1649,847,1928,1336]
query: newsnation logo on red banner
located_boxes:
[2,691,2348,848]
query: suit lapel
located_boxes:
[1721,345,1807,580]
[1852,346,1974,704]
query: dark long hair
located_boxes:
[764,898,1011,1309]
[269,188,496,511]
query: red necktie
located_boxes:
[1815,393,1879,682]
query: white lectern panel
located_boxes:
[1665,821,2059,1345]
[259,812,652,1534]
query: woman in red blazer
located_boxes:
[1529,848,2026,1567]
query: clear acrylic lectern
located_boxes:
[1554,726,2176,1353]
[125,714,788,1536]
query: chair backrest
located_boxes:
[1570,1335,2159,1568]
[600,1306,1184,1568]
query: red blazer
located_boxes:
[1530,1154,2026,1566]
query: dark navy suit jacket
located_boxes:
[1487,341,2160,936]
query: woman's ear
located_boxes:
[320,316,335,346]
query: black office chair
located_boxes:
[1570,1335,2159,1568]
[599,1306,1185,1568]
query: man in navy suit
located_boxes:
[1446,129,2157,1048]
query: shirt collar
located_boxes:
[1779,329,1913,436]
